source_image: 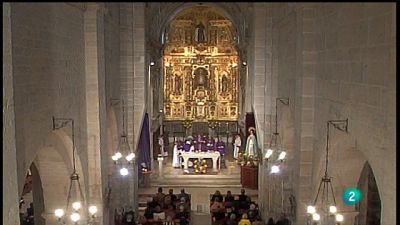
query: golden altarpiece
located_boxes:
[163,8,239,123]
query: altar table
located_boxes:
[180,151,221,170]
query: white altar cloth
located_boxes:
[180,151,221,170]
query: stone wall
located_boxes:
[252,3,395,225]
[312,3,396,225]
[6,3,124,225]
[10,1,88,200]
[262,3,395,225]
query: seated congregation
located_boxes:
[209,189,263,225]
[138,188,191,225]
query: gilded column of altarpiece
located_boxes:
[163,9,239,122]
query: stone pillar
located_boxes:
[84,3,107,224]
[293,4,319,225]
[252,3,273,221]
[3,4,21,225]
[132,3,146,148]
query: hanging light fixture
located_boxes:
[52,117,97,224]
[264,97,290,173]
[306,119,348,225]
[110,98,136,176]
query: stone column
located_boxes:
[293,4,319,225]
[252,3,273,221]
[84,3,107,224]
[3,3,21,225]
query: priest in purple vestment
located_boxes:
[206,136,215,151]
[183,138,192,152]
[194,134,204,151]
[216,138,226,155]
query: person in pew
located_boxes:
[238,213,252,225]
[153,205,166,221]
[163,215,176,225]
[210,197,225,225]
[238,189,247,202]
[224,190,235,205]
[149,196,160,209]
[179,216,189,225]
[177,189,190,204]
[164,189,177,209]
[267,217,275,225]
[226,213,237,225]
[154,187,166,209]
[122,207,136,225]
[275,213,291,225]
[211,190,223,203]
[252,216,264,225]
[164,204,176,222]
[238,191,251,212]
[247,203,259,222]
[175,205,190,222]
[176,197,190,213]
[144,202,155,220]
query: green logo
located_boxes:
[343,188,362,205]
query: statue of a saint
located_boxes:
[194,68,208,89]
[245,127,258,158]
[221,75,228,92]
[174,75,182,95]
[195,22,206,43]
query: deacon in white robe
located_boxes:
[159,136,167,156]
[172,144,181,168]
[233,134,241,159]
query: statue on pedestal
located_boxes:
[245,127,258,158]
[195,22,206,43]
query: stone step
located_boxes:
[162,173,240,178]
[150,183,243,188]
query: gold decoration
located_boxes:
[163,6,239,122]
[182,119,193,129]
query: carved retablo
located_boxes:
[163,6,239,122]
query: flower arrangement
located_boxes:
[238,152,259,167]
[193,159,207,174]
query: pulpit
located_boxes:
[142,171,152,188]
[240,166,258,189]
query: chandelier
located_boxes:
[111,98,135,176]
[264,98,289,174]
[52,117,97,224]
[306,119,348,225]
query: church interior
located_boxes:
[3,3,396,225]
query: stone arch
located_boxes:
[312,132,368,225]
[29,163,45,225]
[27,129,86,224]
[354,161,381,225]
